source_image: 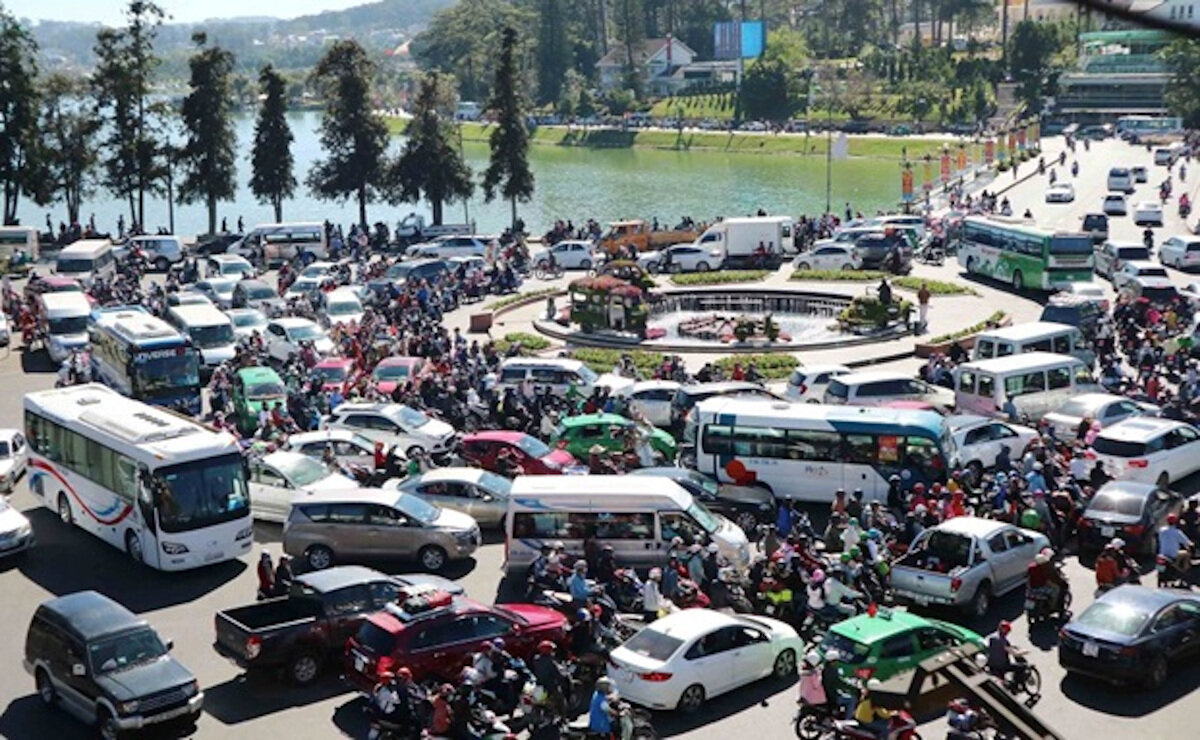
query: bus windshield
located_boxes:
[153,453,249,533]
[134,351,200,395]
[56,258,94,273]
[1050,235,1093,254]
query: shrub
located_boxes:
[487,287,560,311]
[791,269,888,282]
[569,348,669,377]
[928,310,1007,344]
[672,270,770,286]
[713,353,798,380]
[494,332,551,355]
[838,295,914,329]
[891,277,978,296]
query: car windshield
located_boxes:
[394,493,440,523]
[231,312,265,328]
[48,316,88,335]
[245,284,277,299]
[56,258,94,273]
[189,324,235,349]
[246,380,285,400]
[1076,602,1149,637]
[686,501,720,534]
[515,435,551,458]
[386,264,415,279]
[274,456,330,487]
[392,405,431,429]
[478,472,513,497]
[1087,493,1144,517]
[687,471,720,494]
[327,301,360,316]
[1050,235,1094,254]
[133,349,201,395]
[373,363,411,380]
[1091,437,1147,457]
[314,364,349,382]
[88,628,167,674]
[301,265,329,278]
[576,365,599,384]
[820,632,871,664]
[152,453,250,533]
[286,323,325,341]
[620,628,684,662]
[207,280,235,294]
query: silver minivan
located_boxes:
[283,488,481,572]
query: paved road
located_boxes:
[4,136,1200,740]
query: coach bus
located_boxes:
[89,309,202,414]
[24,384,252,570]
[689,397,951,502]
[954,216,1094,292]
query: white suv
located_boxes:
[1111,260,1169,291]
[406,235,492,259]
[785,364,851,402]
[1159,235,1200,270]
[1091,418,1200,487]
[325,402,458,459]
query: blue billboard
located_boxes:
[714,20,765,60]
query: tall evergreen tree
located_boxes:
[613,0,645,97]
[250,64,296,223]
[39,73,99,227]
[482,26,535,232]
[307,39,390,229]
[0,4,42,225]
[536,0,568,105]
[388,72,474,227]
[178,33,238,237]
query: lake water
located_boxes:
[23,112,905,237]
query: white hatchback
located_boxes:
[1091,418,1200,487]
[0,428,29,492]
[1111,260,1169,291]
[1132,201,1164,227]
[1103,194,1128,216]
[609,609,803,712]
[616,380,682,427]
[1159,235,1200,270]
[947,415,1038,475]
[792,244,860,272]
[639,244,722,274]
[248,451,358,523]
[265,317,335,361]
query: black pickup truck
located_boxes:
[213,565,461,685]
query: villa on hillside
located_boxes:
[595,37,737,96]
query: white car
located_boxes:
[609,609,802,712]
[265,317,335,361]
[286,429,383,470]
[299,261,337,280]
[1179,282,1200,305]
[639,244,722,274]
[1043,392,1159,441]
[1045,183,1076,203]
[1053,281,1109,311]
[322,287,365,328]
[532,240,599,271]
[0,312,9,347]
[393,467,513,527]
[1091,418,1200,487]
[447,255,487,279]
[1103,194,1128,216]
[325,402,458,459]
[207,253,256,280]
[947,415,1038,474]
[1159,235,1200,270]
[248,451,359,523]
[784,364,851,402]
[1133,201,1164,227]
[1111,260,1169,291]
[616,380,682,427]
[0,428,29,492]
[192,277,237,309]
[0,495,33,557]
[406,235,492,259]
[792,244,860,272]
[284,275,323,300]
[226,307,268,340]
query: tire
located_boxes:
[1012,270,1024,292]
[287,649,322,686]
[968,583,991,619]
[796,262,811,271]
[676,683,705,713]
[696,261,710,272]
[795,714,823,740]
[57,493,73,526]
[419,545,448,572]
[154,257,169,272]
[406,445,424,461]
[734,511,760,535]
[1021,664,1042,697]
[841,263,855,271]
[125,531,144,565]
[1146,656,1168,689]
[580,259,592,270]
[35,668,55,707]
[772,648,797,679]
[305,545,334,570]
[98,709,121,740]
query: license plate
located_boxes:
[1082,642,1099,658]
[1024,599,1035,610]
[204,550,224,562]
[1101,526,1115,538]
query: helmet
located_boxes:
[690,543,702,553]
[574,560,587,572]
[876,561,890,576]
[708,542,720,553]
[835,488,846,496]
[1111,538,1126,549]
[671,536,683,547]
[853,488,864,498]
[1033,461,1044,471]
[396,667,412,681]
[1040,547,1054,559]
[811,569,826,584]
[379,670,395,681]
[440,684,455,696]
[948,698,969,713]
[552,541,565,550]
[867,678,882,690]
[491,638,506,651]
[839,552,852,564]
[858,531,869,542]
[914,504,928,515]
[461,666,482,685]
[849,546,862,559]
[914,482,926,493]
[1168,513,1179,525]
[824,649,842,662]
[596,676,615,693]
[889,474,901,483]
[538,640,556,655]
[998,620,1012,635]
[804,650,821,667]
[576,608,591,621]
[995,472,1008,482]
[648,567,662,580]
[1034,552,1050,565]
[868,528,882,541]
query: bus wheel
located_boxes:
[57,494,74,526]
[125,531,144,564]
[1011,270,1024,291]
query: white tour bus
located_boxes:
[505,475,749,573]
[953,352,1100,419]
[689,397,952,503]
[24,384,253,570]
[971,321,1095,367]
[55,239,116,287]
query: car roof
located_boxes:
[637,607,744,641]
[295,565,385,592]
[406,467,486,485]
[1098,417,1186,441]
[560,413,632,427]
[378,357,422,367]
[828,608,934,645]
[262,450,316,469]
[930,516,1013,538]
[1125,260,1162,270]
[40,591,145,642]
[288,429,359,444]
[1092,584,1200,613]
[272,317,318,328]
[299,486,399,506]
[1092,480,1163,501]
[946,414,998,433]
[236,366,281,383]
[831,370,911,384]
[315,357,353,367]
[463,430,526,443]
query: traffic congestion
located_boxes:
[4,129,1200,740]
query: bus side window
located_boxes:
[1052,335,1071,354]
[978,375,995,400]
[843,434,876,464]
[1048,367,1071,390]
[958,371,976,395]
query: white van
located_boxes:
[492,357,600,397]
[0,225,39,264]
[1153,142,1184,166]
[1107,167,1134,194]
[823,370,956,410]
[872,214,926,241]
[38,292,91,363]
[954,352,1099,419]
[55,239,116,287]
[504,475,750,573]
[165,303,236,376]
[971,321,1095,367]
[128,234,186,272]
[233,222,328,266]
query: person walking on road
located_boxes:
[917,282,931,333]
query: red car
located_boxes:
[371,357,425,396]
[312,357,357,392]
[461,430,577,475]
[343,591,568,688]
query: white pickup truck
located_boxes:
[891,517,1049,618]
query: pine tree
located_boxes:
[482,26,535,232]
[0,4,42,224]
[39,73,99,226]
[178,33,238,237]
[536,0,568,105]
[250,65,296,222]
[307,40,390,228]
[388,72,474,226]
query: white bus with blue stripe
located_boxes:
[88,309,202,415]
[689,398,952,502]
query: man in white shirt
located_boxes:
[1159,514,1194,574]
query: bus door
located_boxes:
[138,465,163,569]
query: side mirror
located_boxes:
[71,663,86,677]
[165,639,175,652]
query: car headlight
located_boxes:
[16,523,32,538]
[161,541,190,555]
[181,680,199,698]
[236,526,254,541]
[119,700,139,714]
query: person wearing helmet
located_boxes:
[569,558,591,606]
[797,649,828,712]
[531,639,568,716]
[589,676,618,735]
[808,567,859,621]
[846,488,865,520]
[1159,512,1194,575]
[702,541,722,585]
[1026,549,1061,614]
[841,516,863,554]
[367,669,403,739]
[643,567,665,622]
[986,620,1022,680]
[429,683,455,736]
[946,698,981,737]
[886,474,905,517]
[853,677,895,740]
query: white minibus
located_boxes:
[954,352,1099,419]
[971,321,1095,367]
[55,239,116,287]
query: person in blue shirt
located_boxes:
[1025,462,1047,496]
[589,677,616,736]
[1159,514,1194,574]
[569,559,591,606]
[1002,395,1019,422]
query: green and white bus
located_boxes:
[954,216,1094,292]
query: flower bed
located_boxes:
[670,270,770,286]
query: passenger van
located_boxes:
[0,225,39,265]
[823,371,956,410]
[233,222,327,266]
[954,352,1099,419]
[128,234,186,271]
[492,358,599,397]
[38,292,91,363]
[1106,167,1134,194]
[165,303,236,377]
[54,239,115,287]
[972,321,1095,367]
[504,475,750,573]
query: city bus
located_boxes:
[24,384,252,570]
[689,397,951,502]
[89,309,202,414]
[954,216,1094,292]
[1116,115,1182,138]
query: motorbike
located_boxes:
[560,699,658,740]
[994,654,1041,707]
[793,699,836,740]
[1155,552,1191,589]
[1023,584,1072,624]
[607,569,645,614]
[828,709,922,740]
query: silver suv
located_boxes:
[282,488,481,572]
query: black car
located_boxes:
[25,591,203,738]
[1081,213,1109,244]
[1059,585,1200,689]
[193,233,243,256]
[853,233,913,271]
[1039,297,1105,338]
[1077,481,1184,555]
[630,467,775,534]
[368,259,449,297]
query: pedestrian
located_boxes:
[917,282,931,333]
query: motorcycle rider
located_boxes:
[986,620,1024,681]
[1094,539,1135,592]
[531,640,568,718]
[1026,548,1066,613]
[568,559,591,608]
[853,678,895,740]
[366,670,403,740]
[797,650,829,716]
[643,567,665,621]
[588,676,619,739]
[1159,514,1194,576]
[476,638,517,711]
[946,698,983,739]
[822,650,854,719]
[807,569,858,621]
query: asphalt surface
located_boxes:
[2,135,1200,740]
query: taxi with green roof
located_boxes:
[551,413,677,462]
[819,608,984,685]
[231,366,288,435]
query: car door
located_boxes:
[683,627,740,696]
[407,618,476,681]
[266,323,288,360]
[11,431,27,473]
[1167,425,1200,478]
[729,623,775,685]
[366,503,418,557]
[250,462,293,522]
[960,425,995,467]
[323,584,374,648]
[986,423,1023,467]
[983,531,1018,592]
[1002,528,1039,590]
[914,626,961,664]
[873,632,919,679]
